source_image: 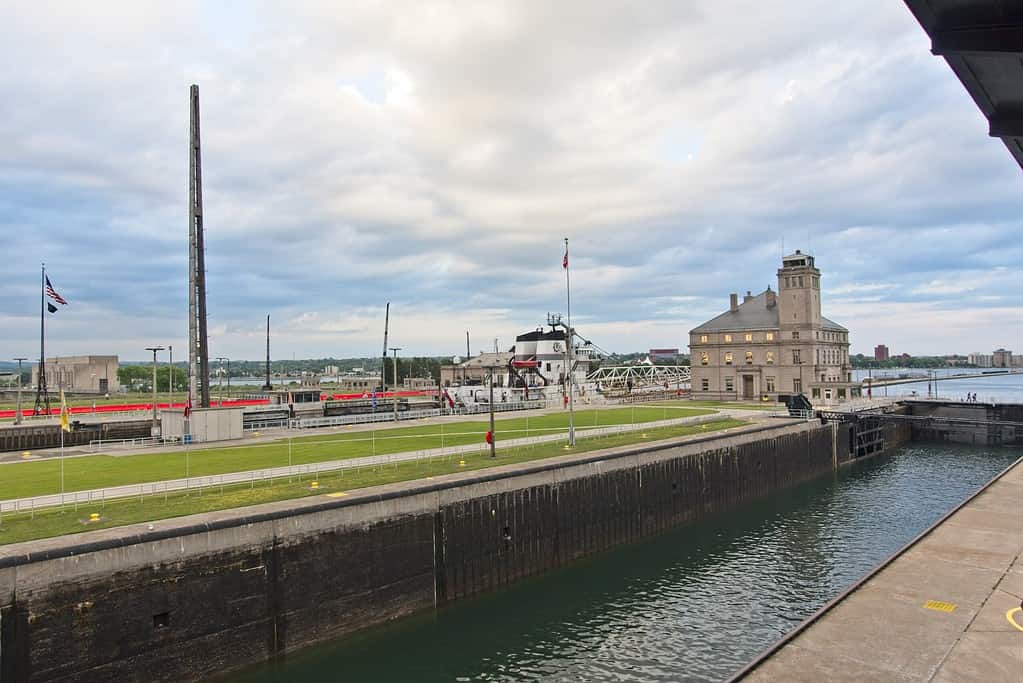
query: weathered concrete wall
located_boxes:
[0,420,842,682]
[904,401,1023,446]
[0,420,151,452]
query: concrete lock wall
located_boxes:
[0,421,152,453]
[905,402,1022,446]
[0,420,873,682]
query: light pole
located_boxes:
[389,347,401,421]
[487,364,497,458]
[145,346,165,435]
[13,357,26,425]
[168,345,173,397]
[216,357,228,405]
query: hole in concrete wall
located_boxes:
[153,612,169,629]
[671,482,678,492]
[502,525,512,541]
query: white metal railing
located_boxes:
[87,436,175,452]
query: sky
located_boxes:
[2,1,1021,364]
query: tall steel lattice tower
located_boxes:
[189,84,211,408]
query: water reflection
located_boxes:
[227,444,1020,683]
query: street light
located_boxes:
[389,347,401,421]
[13,357,26,425]
[168,345,173,397]
[145,346,165,435]
[486,363,498,458]
[216,357,228,405]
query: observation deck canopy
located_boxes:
[905,0,1023,169]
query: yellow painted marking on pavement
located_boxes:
[1007,607,1023,632]
[327,492,348,498]
[923,600,957,613]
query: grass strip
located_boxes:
[0,418,745,545]
[0,407,712,499]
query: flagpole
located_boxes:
[60,412,65,508]
[37,263,46,416]
[565,237,575,446]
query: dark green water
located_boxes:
[227,444,1021,682]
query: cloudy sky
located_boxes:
[2,1,1021,363]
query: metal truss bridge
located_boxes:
[586,365,691,391]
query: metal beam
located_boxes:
[932,26,1023,56]
[988,114,1023,138]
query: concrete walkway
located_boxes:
[0,412,763,515]
[740,457,1023,682]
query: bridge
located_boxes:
[587,365,690,391]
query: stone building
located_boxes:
[689,251,858,403]
[31,355,120,395]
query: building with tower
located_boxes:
[688,251,858,403]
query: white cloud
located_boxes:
[1,1,1021,360]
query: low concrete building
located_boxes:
[31,355,119,394]
[689,251,858,404]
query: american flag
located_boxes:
[45,276,68,305]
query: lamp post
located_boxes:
[168,345,173,397]
[13,357,26,425]
[389,347,401,421]
[215,357,228,405]
[145,346,165,435]
[487,364,497,458]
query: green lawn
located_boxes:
[647,399,784,411]
[0,406,714,500]
[0,418,746,545]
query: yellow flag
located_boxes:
[60,390,70,432]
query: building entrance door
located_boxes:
[742,375,754,398]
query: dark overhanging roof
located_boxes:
[904,1,1023,169]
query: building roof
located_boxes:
[458,352,514,368]
[904,1,1023,169]
[690,290,848,334]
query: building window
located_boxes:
[794,379,802,393]
[766,332,774,341]
[745,351,753,364]
[766,351,774,365]
[838,388,846,399]
[724,334,733,343]
[700,335,708,343]
[745,333,753,342]
[724,352,733,365]
[725,378,734,392]
[766,377,775,392]
[546,362,551,372]
[811,387,819,398]
[792,349,801,364]
[700,352,709,366]
[701,378,709,392]
[792,331,799,340]
[798,276,803,287]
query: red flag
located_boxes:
[562,249,568,269]
[184,394,192,418]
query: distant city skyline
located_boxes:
[2,2,1022,361]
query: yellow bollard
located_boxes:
[311,481,319,489]
[458,459,466,467]
[22,452,31,459]
[89,513,100,522]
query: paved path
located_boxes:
[0,412,763,515]
[739,456,1023,682]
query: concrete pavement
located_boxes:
[739,456,1023,682]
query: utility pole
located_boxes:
[216,357,227,404]
[188,84,211,409]
[13,357,26,425]
[145,346,165,436]
[168,345,173,397]
[381,303,390,394]
[488,364,497,458]
[262,314,273,391]
[389,347,401,421]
